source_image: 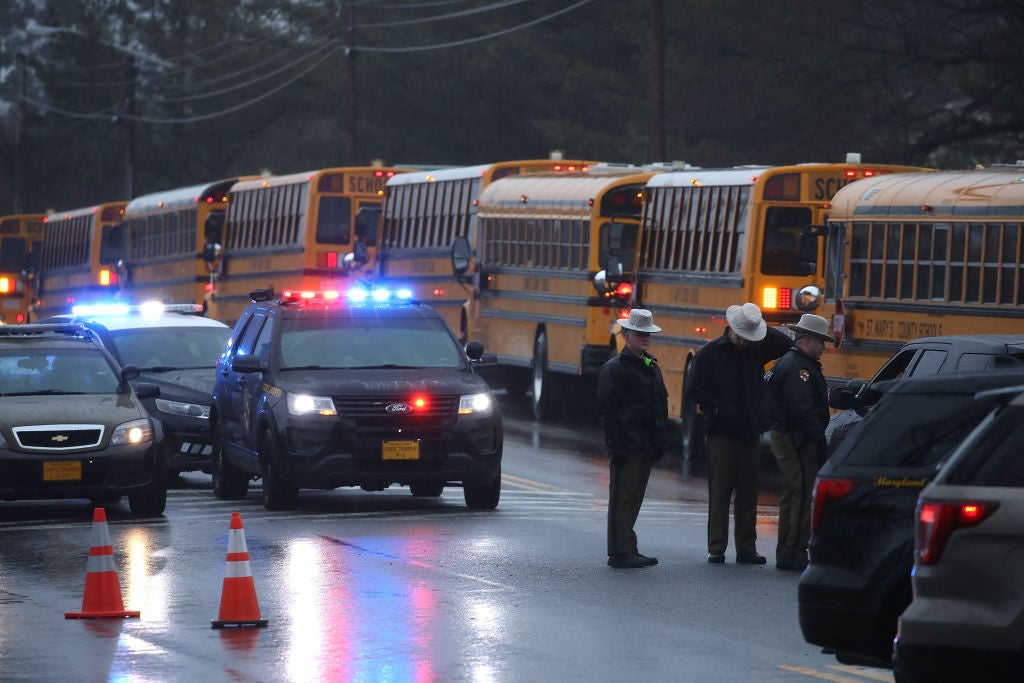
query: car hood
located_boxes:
[0,394,145,429]
[271,368,490,396]
[137,368,217,402]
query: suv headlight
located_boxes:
[111,418,154,446]
[156,398,210,420]
[458,392,494,416]
[287,392,338,416]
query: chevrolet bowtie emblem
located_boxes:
[51,435,70,442]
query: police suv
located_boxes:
[210,286,503,511]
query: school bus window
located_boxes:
[760,207,810,276]
[317,196,351,245]
[0,237,26,272]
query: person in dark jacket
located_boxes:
[598,308,669,569]
[687,302,791,565]
[766,313,833,571]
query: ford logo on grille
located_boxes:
[385,403,413,414]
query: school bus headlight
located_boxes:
[795,285,822,311]
[111,419,153,446]
[459,392,493,416]
[288,392,337,416]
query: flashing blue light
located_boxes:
[395,287,413,300]
[71,303,130,317]
[346,288,368,303]
[371,288,390,302]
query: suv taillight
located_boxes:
[915,500,998,565]
[811,477,856,533]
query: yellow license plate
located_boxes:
[382,440,419,460]
[43,461,82,481]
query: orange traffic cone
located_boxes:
[211,512,268,629]
[65,507,140,619]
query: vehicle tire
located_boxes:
[410,482,444,497]
[464,468,501,510]
[260,430,298,511]
[129,463,167,517]
[211,429,248,501]
[531,331,555,421]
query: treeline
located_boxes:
[1,0,1022,216]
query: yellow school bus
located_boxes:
[379,159,598,340]
[819,166,1024,382]
[115,177,253,310]
[634,158,931,453]
[210,166,406,324]
[0,213,46,323]
[470,166,658,419]
[35,202,128,317]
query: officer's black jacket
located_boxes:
[766,346,829,446]
[597,348,669,458]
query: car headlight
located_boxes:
[111,418,154,446]
[287,392,338,416]
[155,398,211,419]
[458,392,493,416]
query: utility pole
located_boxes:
[341,0,357,165]
[647,0,666,163]
[121,58,137,199]
[14,53,26,213]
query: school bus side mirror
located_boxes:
[451,236,471,279]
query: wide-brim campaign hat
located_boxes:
[725,302,767,342]
[619,308,661,333]
[789,313,835,343]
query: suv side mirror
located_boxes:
[231,355,265,373]
[133,382,161,399]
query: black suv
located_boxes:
[210,287,503,511]
[799,370,1024,667]
[40,303,232,475]
[826,334,1024,454]
[0,323,166,515]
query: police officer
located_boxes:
[766,313,833,571]
[598,309,669,569]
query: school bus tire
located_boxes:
[531,329,555,421]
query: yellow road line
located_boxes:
[828,665,893,681]
[501,475,581,491]
[778,664,892,682]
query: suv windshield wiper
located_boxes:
[354,364,419,369]
[137,366,178,373]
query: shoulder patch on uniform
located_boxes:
[799,369,810,382]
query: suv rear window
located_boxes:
[943,405,1024,486]
[841,392,997,468]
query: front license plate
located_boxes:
[43,461,82,481]
[382,440,419,460]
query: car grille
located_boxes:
[13,424,104,450]
[335,395,459,420]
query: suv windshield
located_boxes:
[841,392,999,468]
[107,327,230,370]
[0,349,121,395]
[278,316,465,370]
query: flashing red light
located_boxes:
[432,288,444,296]
[412,396,429,411]
[15,313,25,323]
[845,169,857,178]
[204,282,215,292]
[618,309,630,320]
[614,282,633,297]
[552,164,564,172]
[863,170,876,177]
[327,252,338,268]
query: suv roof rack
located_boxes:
[0,323,93,339]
